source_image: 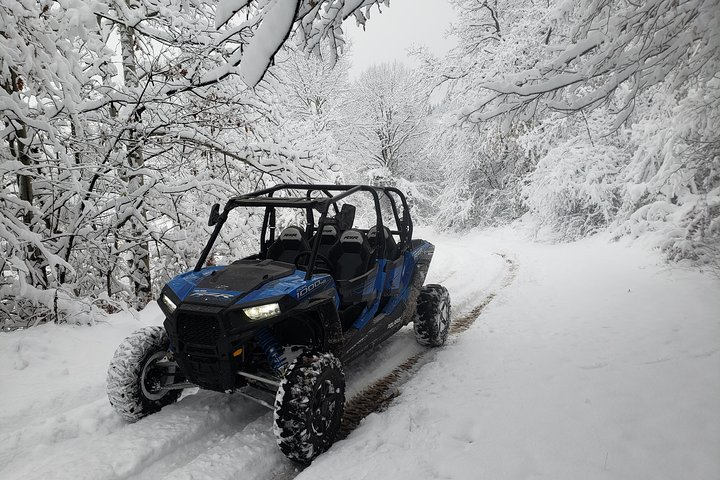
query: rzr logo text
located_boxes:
[188,289,236,299]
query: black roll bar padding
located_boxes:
[381,190,403,250]
[370,188,385,261]
[308,188,341,215]
[304,204,328,280]
[260,206,270,256]
[303,188,340,240]
[306,206,314,239]
[327,192,341,216]
[384,186,413,245]
[231,183,361,202]
[268,206,277,244]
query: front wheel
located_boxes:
[273,351,345,464]
[413,284,451,347]
[106,326,182,422]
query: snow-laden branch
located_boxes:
[207,0,386,88]
[460,0,719,126]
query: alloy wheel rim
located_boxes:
[140,351,170,401]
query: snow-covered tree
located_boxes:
[345,62,431,180]
[460,0,719,127]
[430,0,719,267]
[0,0,394,327]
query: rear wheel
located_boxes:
[273,350,345,464]
[413,284,451,347]
[107,326,182,422]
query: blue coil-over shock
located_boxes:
[255,328,287,372]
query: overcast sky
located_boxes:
[344,0,457,78]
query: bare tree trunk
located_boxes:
[119,8,152,308]
[4,70,48,289]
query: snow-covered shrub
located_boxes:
[362,168,438,227]
[433,178,527,231]
[615,81,720,268]
[0,282,126,330]
[429,115,532,231]
[523,142,627,240]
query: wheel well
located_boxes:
[273,313,325,350]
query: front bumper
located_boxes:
[164,303,257,392]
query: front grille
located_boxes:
[178,313,220,346]
[185,344,216,356]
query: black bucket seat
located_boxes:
[266,226,310,264]
[368,225,399,260]
[314,224,341,259]
[328,229,372,281]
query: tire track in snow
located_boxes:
[0,385,105,435]
[124,329,429,480]
[127,409,297,480]
[0,396,123,469]
[3,391,266,480]
[448,253,518,336]
[339,253,518,439]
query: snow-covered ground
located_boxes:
[1,228,718,480]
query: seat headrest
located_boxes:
[280,226,304,241]
[340,230,365,244]
[367,225,391,239]
[322,225,338,237]
[368,225,398,259]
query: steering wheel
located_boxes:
[294,252,334,276]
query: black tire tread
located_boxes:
[106,326,180,422]
[413,284,451,347]
[273,351,345,464]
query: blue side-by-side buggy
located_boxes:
[107,184,451,463]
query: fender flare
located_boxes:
[313,299,344,357]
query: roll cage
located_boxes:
[195,184,414,280]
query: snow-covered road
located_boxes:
[301,231,720,480]
[1,228,718,480]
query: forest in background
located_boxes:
[1,0,718,328]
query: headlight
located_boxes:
[243,303,280,321]
[161,294,177,313]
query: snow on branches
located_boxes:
[429,0,719,266]
[202,0,388,88]
[1,0,385,326]
[460,0,720,127]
